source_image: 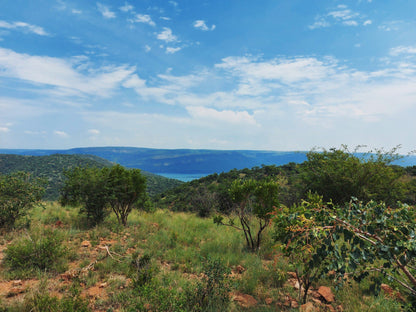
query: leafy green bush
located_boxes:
[299,146,406,205]
[4,225,67,277]
[185,257,231,312]
[130,253,156,290]
[0,172,45,229]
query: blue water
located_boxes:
[156,173,209,182]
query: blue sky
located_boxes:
[1,0,416,151]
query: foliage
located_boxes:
[332,199,416,298]
[60,164,147,226]
[273,192,336,303]
[0,153,181,200]
[273,192,416,303]
[0,154,112,200]
[185,257,231,312]
[214,178,279,251]
[130,253,156,290]
[0,171,45,229]
[299,146,406,205]
[4,225,67,277]
[60,166,110,226]
[106,164,147,226]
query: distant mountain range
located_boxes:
[1,147,415,175]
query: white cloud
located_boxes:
[0,20,49,36]
[72,9,82,14]
[193,20,216,31]
[145,45,151,52]
[160,17,171,21]
[88,129,100,135]
[308,18,330,30]
[187,106,257,125]
[343,20,358,26]
[390,46,416,56]
[97,3,116,19]
[0,127,10,133]
[157,27,178,42]
[54,130,69,137]
[120,2,134,12]
[166,47,181,54]
[309,5,368,29]
[131,14,155,27]
[0,47,135,97]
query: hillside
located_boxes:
[0,154,182,200]
[0,147,308,174]
[2,147,415,177]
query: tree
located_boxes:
[273,195,416,303]
[106,165,147,226]
[60,166,110,226]
[214,178,279,251]
[299,146,405,205]
[273,192,336,304]
[0,172,45,229]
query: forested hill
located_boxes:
[2,147,416,175]
[0,147,309,174]
[0,154,182,200]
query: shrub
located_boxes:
[0,172,45,229]
[4,225,67,277]
[185,257,231,311]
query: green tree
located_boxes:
[273,192,336,303]
[214,178,279,251]
[273,195,416,302]
[106,165,147,226]
[0,172,45,229]
[299,146,405,205]
[60,166,110,226]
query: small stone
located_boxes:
[99,282,108,288]
[12,280,22,287]
[234,265,245,274]
[300,302,316,312]
[317,286,335,303]
[381,283,394,296]
[265,297,273,305]
[81,240,91,248]
[232,292,258,308]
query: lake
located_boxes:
[156,173,209,182]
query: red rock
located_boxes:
[300,302,316,312]
[81,240,91,248]
[234,265,245,274]
[317,286,335,303]
[265,297,273,305]
[232,292,258,308]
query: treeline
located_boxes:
[0,154,182,199]
[155,147,416,215]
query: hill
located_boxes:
[0,154,182,200]
[2,147,415,177]
[0,147,308,175]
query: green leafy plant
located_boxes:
[60,166,110,226]
[299,145,406,205]
[0,172,45,229]
[186,257,231,312]
[214,178,279,251]
[106,165,147,226]
[4,225,67,277]
[273,192,336,303]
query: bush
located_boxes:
[0,172,45,229]
[185,257,231,311]
[4,225,67,277]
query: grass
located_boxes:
[0,202,408,311]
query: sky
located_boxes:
[1,0,416,152]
